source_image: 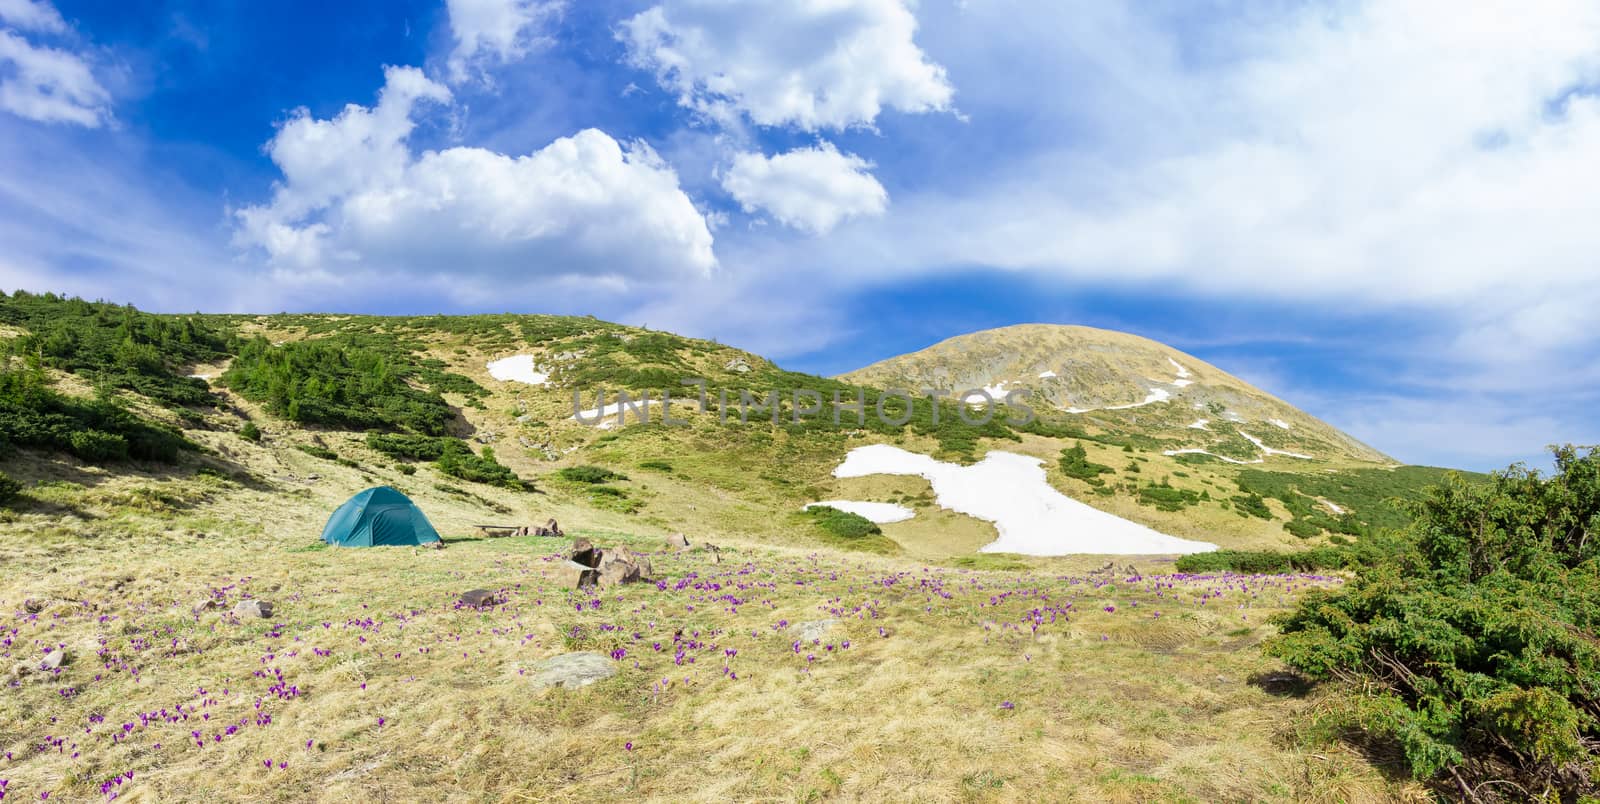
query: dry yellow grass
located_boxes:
[0,460,1426,803]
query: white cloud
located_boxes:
[444,0,563,82]
[619,0,953,131]
[0,1,110,128]
[0,0,65,34]
[743,2,1600,366]
[721,142,887,234]
[234,65,716,284]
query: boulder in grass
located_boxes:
[598,553,641,588]
[460,589,498,608]
[558,560,599,589]
[232,599,274,619]
[528,651,615,690]
[545,518,563,537]
[569,537,600,568]
[665,532,690,550]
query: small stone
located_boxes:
[40,649,66,671]
[23,599,44,614]
[460,589,498,608]
[232,599,274,619]
[665,532,690,550]
[791,619,837,643]
[196,598,224,611]
[528,652,615,690]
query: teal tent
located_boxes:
[320,486,442,547]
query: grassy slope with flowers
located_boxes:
[1,515,1424,802]
[0,296,1466,800]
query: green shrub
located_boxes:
[1174,548,1348,574]
[1283,518,1323,539]
[238,421,261,442]
[297,444,338,461]
[0,291,229,409]
[1267,446,1600,800]
[559,465,628,484]
[1136,482,1201,511]
[638,459,674,472]
[221,337,453,435]
[1230,493,1272,519]
[0,361,190,463]
[395,464,416,475]
[437,445,528,490]
[68,429,129,462]
[1058,443,1112,484]
[366,432,454,460]
[0,470,21,506]
[803,505,881,539]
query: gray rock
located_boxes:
[232,599,274,619]
[460,589,497,608]
[529,652,615,690]
[557,560,598,589]
[791,619,837,643]
[570,537,600,567]
[40,649,66,671]
[665,532,690,550]
[598,553,640,587]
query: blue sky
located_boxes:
[2,0,1599,472]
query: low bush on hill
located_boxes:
[558,465,629,484]
[1267,446,1600,801]
[803,505,882,539]
[1230,493,1273,519]
[222,337,454,435]
[0,290,230,408]
[0,360,190,463]
[1137,481,1203,511]
[1174,548,1349,574]
[0,470,21,506]
[436,445,528,491]
[1058,442,1113,484]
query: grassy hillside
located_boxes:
[0,291,1480,559]
[0,291,1507,801]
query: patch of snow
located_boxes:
[982,380,1009,398]
[803,500,915,524]
[1162,449,1264,465]
[1239,432,1313,460]
[1106,387,1170,410]
[1187,419,1209,430]
[1168,358,1194,387]
[1268,418,1290,430]
[1320,498,1346,515]
[187,373,213,381]
[572,399,659,430]
[1224,411,1245,422]
[487,355,550,386]
[1192,402,1206,410]
[1037,370,1057,379]
[833,444,1216,556]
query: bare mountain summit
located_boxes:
[841,324,1391,465]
